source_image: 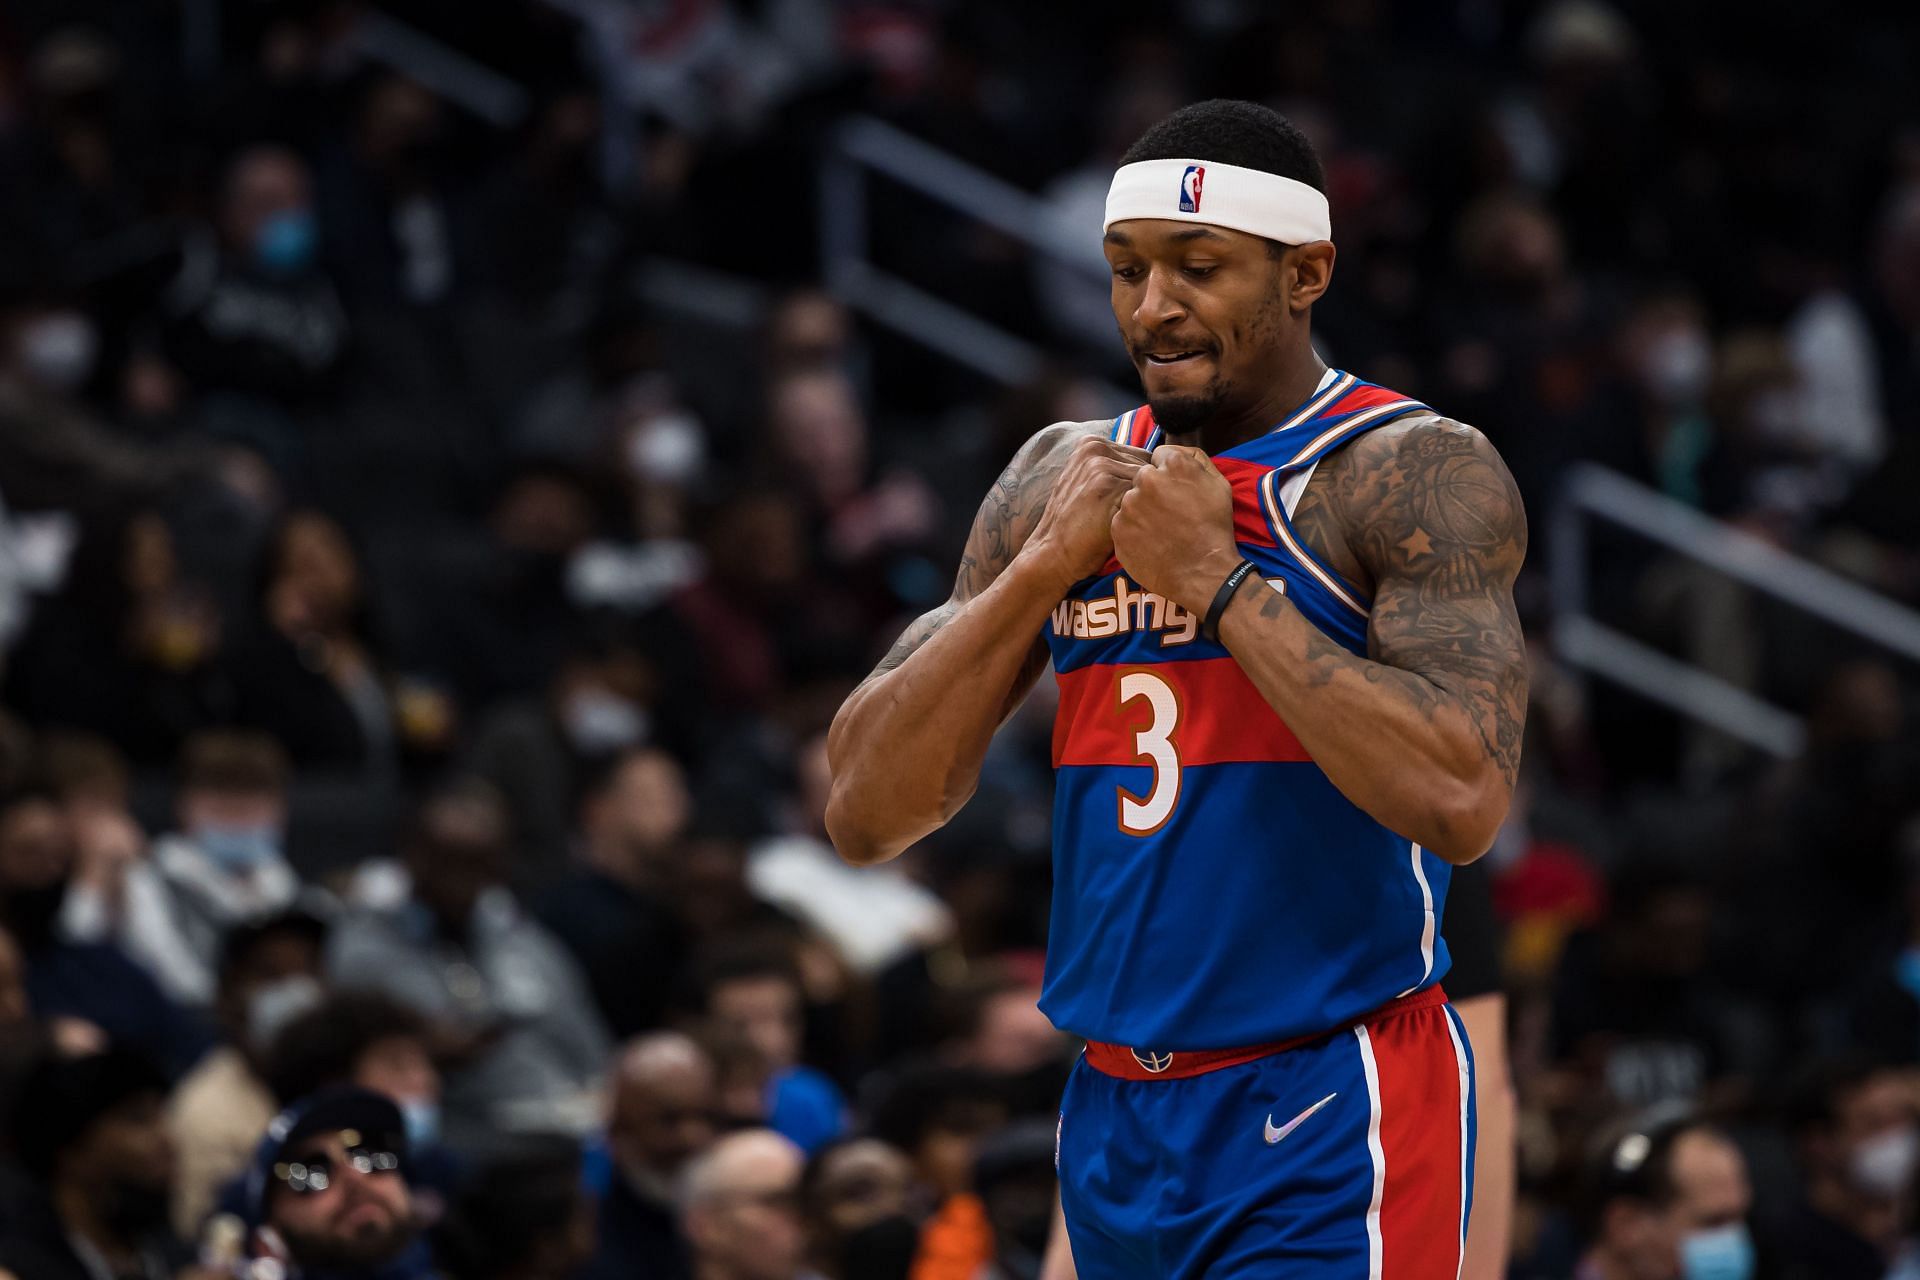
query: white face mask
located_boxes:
[1850,1124,1920,1199]
[1639,327,1711,403]
[564,688,650,756]
[246,975,324,1052]
[58,882,109,942]
[18,312,97,391]
[627,411,706,486]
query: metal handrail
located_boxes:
[820,116,1128,399]
[1549,463,1920,757]
[831,118,1100,269]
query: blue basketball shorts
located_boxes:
[1057,988,1476,1278]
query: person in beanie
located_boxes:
[222,1086,433,1280]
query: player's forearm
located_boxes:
[826,556,1070,866]
[1217,584,1510,863]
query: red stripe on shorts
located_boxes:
[1369,1000,1469,1279]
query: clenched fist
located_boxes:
[1021,435,1150,584]
[1110,445,1242,612]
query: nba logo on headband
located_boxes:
[1107,158,1331,243]
[1179,165,1205,213]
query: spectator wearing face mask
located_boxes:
[2,291,99,401]
[798,1136,919,1280]
[867,1066,1006,1280]
[537,746,691,1038]
[161,144,347,411]
[0,268,212,522]
[158,733,304,959]
[0,1049,191,1280]
[62,731,306,1007]
[463,627,667,879]
[1771,1060,1919,1280]
[264,991,458,1210]
[166,909,328,1238]
[1575,1111,1758,1280]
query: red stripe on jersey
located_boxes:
[1371,1004,1469,1278]
[1214,457,1280,549]
[1326,384,1413,416]
[1128,404,1159,449]
[1094,458,1275,575]
[1052,657,1311,768]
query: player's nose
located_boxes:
[1132,266,1188,330]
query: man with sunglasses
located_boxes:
[232,1087,432,1280]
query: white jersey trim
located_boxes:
[1444,1004,1474,1280]
[1355,1024,1387,1280]
[1397,841,1437,998]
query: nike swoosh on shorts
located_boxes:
[1264,1092,1339,1144]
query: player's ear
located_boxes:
[1286,241,1336,311]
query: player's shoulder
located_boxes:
[1341,410,1507,472]
[1006,418,1116,476]
[1328,411,1520,509]
[1026,418,1114,455]
[1322,410,1526,556]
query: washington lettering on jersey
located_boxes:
[1049,574,1290,646]
[1040,370,1458,1052]
[1050,576,1197,646]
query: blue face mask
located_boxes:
[197,823,282,871]
[401,1098,440,1149]
[254,208,317,275]
[1680,1223,1754,1280]
[1896,947,1920,1002]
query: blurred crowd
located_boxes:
[0,0,1918,1277]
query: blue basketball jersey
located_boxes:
[1038,369,1454,1050]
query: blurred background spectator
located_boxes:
[0,1049,186,1280]
[0,1,1913,1276]
[680,1129,807,1280]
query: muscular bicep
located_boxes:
[1352,421,1530,787]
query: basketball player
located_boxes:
[827,100,1527,1276]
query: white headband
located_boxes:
[1103,158,1332,245]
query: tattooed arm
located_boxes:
[1110,419,1527,864]
[826,426,1145,866]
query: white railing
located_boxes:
[1549,464,1920,758]
[820,116,1128,399]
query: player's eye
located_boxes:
[1183,264,1218,279]
[1111,263,1144,282]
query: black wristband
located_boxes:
[1201,559,1258,643]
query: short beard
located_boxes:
[1146,377,1230,437]
[279,1217,414,1270]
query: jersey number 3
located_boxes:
[1117,671,1180,835]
